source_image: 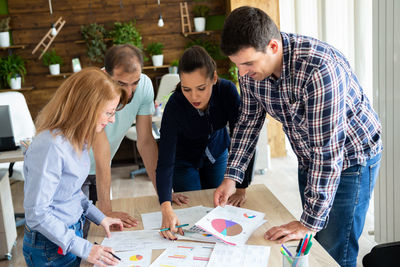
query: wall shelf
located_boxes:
[1,87,34,92]
[74,38,112,44]
[143,65,170,70]
[0,45,26,50]
[182,31,212,37]
[46,73,73,78]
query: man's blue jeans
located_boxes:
[173,149,228,192]
[298,153,381,267]
[23,216,85,267]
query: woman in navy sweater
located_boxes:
[156,46,253,239]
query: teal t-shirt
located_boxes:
[89,73,155,174]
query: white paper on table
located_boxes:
[150,241,215,267]
[207,243,271,267]
[141,206,213,230]
[95,248,152,267]
[101,230,173,252]
[194,205,266,245]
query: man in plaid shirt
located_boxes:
[214,6,382,267]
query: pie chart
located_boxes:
[211,219,243,236]
[129,254,143,261]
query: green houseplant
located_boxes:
[81,23,107,63]
[109,21,143,50]
[146,42,164,67]
[169,59,179,74]
[42,49,63,75]
[0,54,26,89]
[0,17,10,47]
[192,5,210,32]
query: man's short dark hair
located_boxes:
[104,44,144,75]
[220,6,281,56]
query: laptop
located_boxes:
[0,105,18,151]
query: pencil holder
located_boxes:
[282,245,309,267]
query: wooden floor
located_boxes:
[1,152,375,266]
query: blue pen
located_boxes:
[159,223,189,232]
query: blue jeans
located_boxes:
[173,149,228,192]
[298,153,381,267]
[23,216,85,267]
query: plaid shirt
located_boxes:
[227,32,382,231]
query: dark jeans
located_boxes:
[173,149,228,192]
[298,153,381,267]
[81,174,97,238]
[23,216,85,267]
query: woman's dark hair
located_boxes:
[175,45,216,92]
[221,6,280,56]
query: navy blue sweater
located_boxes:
[156,78,249,204]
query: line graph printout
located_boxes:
[149,242,215,267]
[207,243,271,267]
[141,206,213,230]
[194,205,266,245]
[101,230,173,252]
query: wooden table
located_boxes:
[82,184,339,266]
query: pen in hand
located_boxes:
[159,223,189,232]
[94,242,121,261]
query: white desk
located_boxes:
[0,149,23,260]
[0,171,17,260]
[0,149,24,163]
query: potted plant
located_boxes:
[0,17,10,47]
[0,54,26,90]
[42,49,63,75]
[192,5,210,32]
[169,59,179,74]
[109,21,144,50]
[81,23,107,63]
[146,42,164,67]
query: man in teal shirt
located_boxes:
[82,44,188,236]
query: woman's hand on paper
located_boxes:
[227,188,247,207]
[88,244,119,267]
[104,210,138,228]
[264,221,313,244]
[100,217,124,238]
[160,201,183,240]
[172,193,189,206]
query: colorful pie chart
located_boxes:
[129,254,143,261]
[211,219,243,236]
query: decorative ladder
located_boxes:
[180,2,192,36]
[32,17,66,59]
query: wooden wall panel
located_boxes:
[3,0,227,119]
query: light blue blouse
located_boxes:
[23,130,105,259]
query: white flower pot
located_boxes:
[49,64,60,75]
[10,76,21,90]
[194,17,206,32]
[152,54,164,67]
[0,32,10,47]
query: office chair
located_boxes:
[125,124,160,178]
[362,241,399,267]
[125,74,179,178]
[0,91,35,227]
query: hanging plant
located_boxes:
[81,23,107,63]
